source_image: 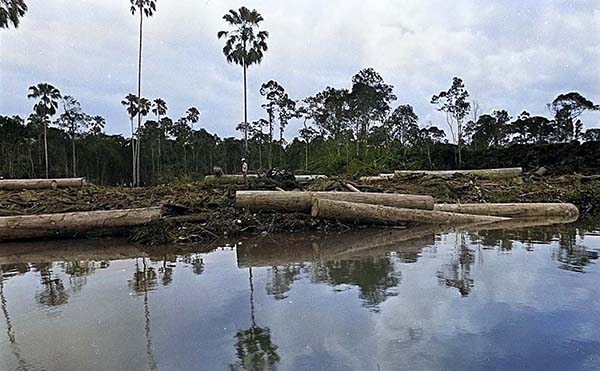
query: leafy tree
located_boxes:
[465,110,511,149]
[185,107,200,128]
[431,77,470,167]
[218,6,269,156]
[583,128,600,142]
[0,0,28,28]
[151,98,167,172]
[55,95,89,176]
[260,80,285,167]
[413,125,446,169]
[387,104,419,146]
[509,111,554,144]
[27,83,61,178]
[349,68,396,156]
[548,92,599,141]
[89,115,105,135]
[130,0,157,186]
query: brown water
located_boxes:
[1,222,599,370]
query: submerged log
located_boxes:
[235,191,435,212]
[433,203,579,218]
[394,167,523,179]
[0,207,162,241]
[311,198,509,225]
[0,177,88,190]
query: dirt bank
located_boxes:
[0,174,599,245]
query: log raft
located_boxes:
[0,207,161,241]
[434,203,579,218]
[235,191,435,213]
[311,198,509,225]
[0,177,88,190]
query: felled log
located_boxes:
[0,207,162,241]
[295,175,328,182]
[204,174,259,182]
[235,191,435,212]
[0,177,88,190]
[433,203,579,218]
[359,173,395,182]
[394,167,523,179]
[311,198,509,225]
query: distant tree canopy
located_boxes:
[2,71,599,183]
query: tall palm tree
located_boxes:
[152,98,167,173]
[130,0,157,186]
[122,93,138,186]
[217,7,268,156]
[185,107,200,128]
[0,0,28,28]
[90,115,106,135]
[27,83,61,178]
[136,97,151,185]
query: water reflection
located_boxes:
[0,218,598,370]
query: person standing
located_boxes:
[241,158,248,183]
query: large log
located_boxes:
[0,177,88,190]
[359,174,395,182]
[311,198,509,225]
[295,175,328,182]
[235,191,435,212]
[433,203,579,218]
[394,167,523,179]
[0,207,162,241]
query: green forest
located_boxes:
[2,3,599,186]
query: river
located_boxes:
[0,221,599,370]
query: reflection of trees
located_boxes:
[437,234,474,297]
[230,268,280,371]
[61,261,108,292]
[157,254,176,287]
[1,275,31,370]
[129,258,158,370]
[33,263,69,307]
[311,257,400,311]
[554,232,598,273]
[182,254,205,275]
[266,264,303,300]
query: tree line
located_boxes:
[2,3,599,184]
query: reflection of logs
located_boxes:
[0,238,147,264]
[434,203,579,218]
[236,225,455,268]
[311,199,508,225]
[236,191,435,212]
[0,177,88,190]
[457,214,579,232]
[0,207,162,241]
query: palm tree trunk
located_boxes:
[136,8,144,187]
[131,117,135,186]
[44,121,49,179]
[243,62,248,157]
[72,135,76,177]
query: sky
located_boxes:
[1,0,599,139]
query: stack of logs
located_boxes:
[235,190,579,227]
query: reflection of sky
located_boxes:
[0,231,600,370]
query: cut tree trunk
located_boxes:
[433,203,579,218]
[235,191,435,213]
[0,178,89,190]
[311,198,508,225]
[0,207,161,241]
[359,174,395,182]
[394,167,523,179]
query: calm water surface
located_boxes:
[1,222,599,371]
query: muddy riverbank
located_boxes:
[1,174,599,245]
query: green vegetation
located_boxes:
[2,4,599,185]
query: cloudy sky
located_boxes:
[1,0,599,139]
